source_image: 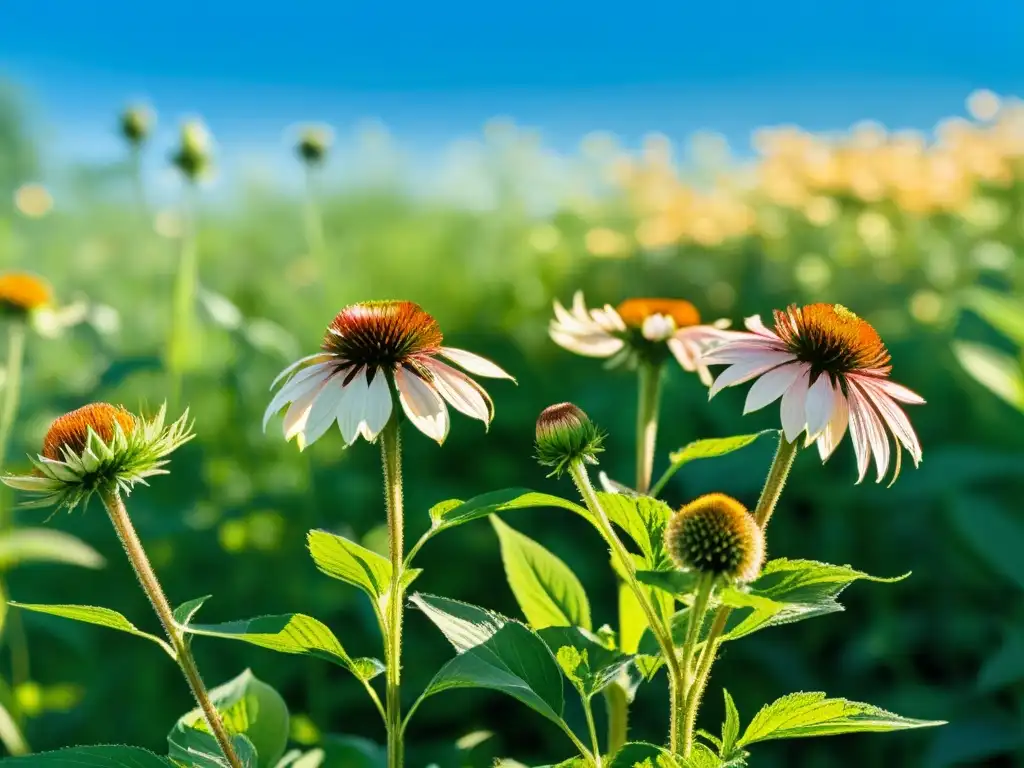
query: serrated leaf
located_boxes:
[491,516,591,631]
[11,602,173,656]
[168,722,257,768]
[2,745,176,767]
[539,626,634,698]
[0,528,104,571]
[307,530,391,602]
[963,286,1024,347]
[609,742,682,767]
[722,689,740,754]
[948,494,1024,591]
[594,494,673,568]
[411,593,566,729]
[737,692,945,746]
[952,341,1024,410]
[651,431,778,497]
[174,595,212,626]
[173,669,288,768]
[427,489,588,539]
[680,744,723,768]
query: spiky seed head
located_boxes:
[535,402,605,477]
[0,273,53,317]
[665,493,765,582]
[120,105,154,146]
[2,402,194,512]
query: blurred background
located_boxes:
[3,1,1024,766]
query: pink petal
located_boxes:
[422,359,494,424]
[396,366,450,444]
[299,379,348,449]
[700,338,787,364]
[263,362,333,431]
[708,352,796,398]
[848,385,891,483]
[779,367,811,442]
[283,381,327,442]
[744,363,802,414]
[854,379,922,466]
[743,314,781,339]
[804,375,837,440]
[868,378,926,405]
[336,367,370,445]
[815,391,850,462]
[845,390,873,483]
[439,347,515,381]
[361,370,394,441]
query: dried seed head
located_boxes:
[535,402,605,477]
[42,403,136,461]
[0,273,53,316]
[665,493,764,582]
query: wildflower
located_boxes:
[2,403,193,511]
[535,403,604,477]
[703,303,923,483]
[120,105,154,146]
[665,493,764,583]
[171,119,213,182]
[549,291,735,384]
[0,273,53,317]
[265,301,514,448]
[296,125,333,166]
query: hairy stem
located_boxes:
[679,436,799,756]
[635,363,663,495]
[381,419,405,768]
[583,696,604,767]
[569,460,685,753]
[99,488,242,768]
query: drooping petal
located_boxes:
[263,362,333,431]
[395,366,450,444]
[422,358,494,424]
[269,353,334,390]
[854,378,923,466]
[847,385,890,483]
[815,390,850,462]
[779,366,812,443]
[804,374,837,440]
[283,381,327,443]
[743,315,781,339]
[360,370,394,441]
[439,347,515,380]
[708,352,795,398]
[336,367,370,445]
[299,376,348,449]
[550,329,625,358]
[870,378,926,405]
[744,363,802,414]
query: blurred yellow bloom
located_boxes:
[585,227,630,257]
[803,196,839,227]
[967,89,1001,122]
[14,183,53,218]
[909,290,944,324]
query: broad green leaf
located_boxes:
[275,748,326,768]
[963,286,1024,347]
[2,746,175,767]
[0,696,28,756]
[680,744,723,768]
[650,431,778,497]
[636,570,700,597]
[618,582,646,655]
[597,472,640,497]
[0,528,104,570]
[319,735,386,768]
[722,689,740,755]
[609,742,682,767]
[952,341,1024,410]
[978,626,1024,692]
[411,593,566,729]
[737,692,945,746]
[173,669,288,768]
[10,602,173,656]
[174,595,212,626]
[594,494,673,568]
[426,489,588,540]
[949,494,1024,591]
[491,516,591,631]
[168,722,257,768]
[307,530,391,602]
[538,626,634,698]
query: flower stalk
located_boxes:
[98,487,242,768]
[634,362,663,495]
[380,418,406,768]
[168,183,199,410]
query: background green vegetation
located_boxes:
[1,83,1022,767]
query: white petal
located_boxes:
[848,385,890,483]
[336,368,370,445]
[744,363,802,414]
[284,381,327,443]
[553,298,593,333]
[396,367,449,444]
[667,337,697,372]
[743,314,780,339]
[871,379,926,405]
[299,378,347,449]
[779,367,811,442]
[708,352,795,398]
[641,314,675,341]
[439,347,515,380]
[550,329,624,358]
[816,391,850,462]
[804,375,837,440]
[360,370,394,441]
[263,363,333,431]
[270,353,334,390]
[846,390,872,483]
[854,379,922,466]
[700,338,786,364]
[423,359,493,423]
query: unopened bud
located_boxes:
[535,402,604,477]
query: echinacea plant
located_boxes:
[9,296,943,768]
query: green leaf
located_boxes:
[736,692,945,746]
[680,744,724,768]
[0,697,29,756]
[491,516,592,631]
[721,689,740,755]
[0,528,104,571]
[2,745,176,767]
[174,595,212,626]
[319,735,386,768]
[963,286,1024,347]
[594,494,673,568]
[411,593,566,729]
[427,489,588,540]
[609,742,682,767]
[651,431,778,497]
[538,626,634,698]
[173,669,289,768]
[636,570,700,597]
[275,748,326,768]
[168,722,257,768]
[952,341,1024,410]
[307,530,392,603]
[10,602,173,656]
[949,494,1024,591]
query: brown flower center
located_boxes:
[0,273,52,313]
[43,403,136,461]
[322,301,443,371]
[616,298,701,329]
[774,303,890,376]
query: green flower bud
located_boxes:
[665,493,764,583]
[296,125,333,166]
[171,119,213,182]
[535,402,604,477]
[120,105,154,146]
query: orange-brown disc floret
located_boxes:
[42,403,136,461]
[774,303,891,375]
[665,492,765,583]
[616,298,701,329]
[0,273,52,314]
[322,301,444,369]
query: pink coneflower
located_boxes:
[265,301,513,448]
[703,303,923,483]
[549,292,735,384]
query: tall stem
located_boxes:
[678,436,799,756]
[583,697,604,767]
[168,183,199,411]
[303,165,326,271]
[635,363,663,495]
[569,460,685,753]
[380,419,405,768]
[677,574,714,755]
[130,145,149,217]
[0,320,26,490]
[99,488,242,768]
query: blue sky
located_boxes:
[4,0,1024,194]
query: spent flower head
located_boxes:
[703,303,924,484]
[2,403,193,512]
[265,300,514,449]
[665,493,764,583]
[550,291,738,383]
[535,402,605,477]
[120,104,154,146]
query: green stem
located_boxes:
[584,697,604,767]
[303,165,326,269]
[677,574,715,755]
[602,683,629,757]
[130,145,149,217]
[168,183,199,410]
[569,460,685,753]
[678,436,800,757]
[0,320,26,486]
[98,488,242,768]
[380,419,405,768]
[635,363,663,495]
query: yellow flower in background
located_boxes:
[0,273,52,316]
[14,184,53,219]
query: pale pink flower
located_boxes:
[549,292,736,383]
[265,301,514,448]
[703,303,924,484]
